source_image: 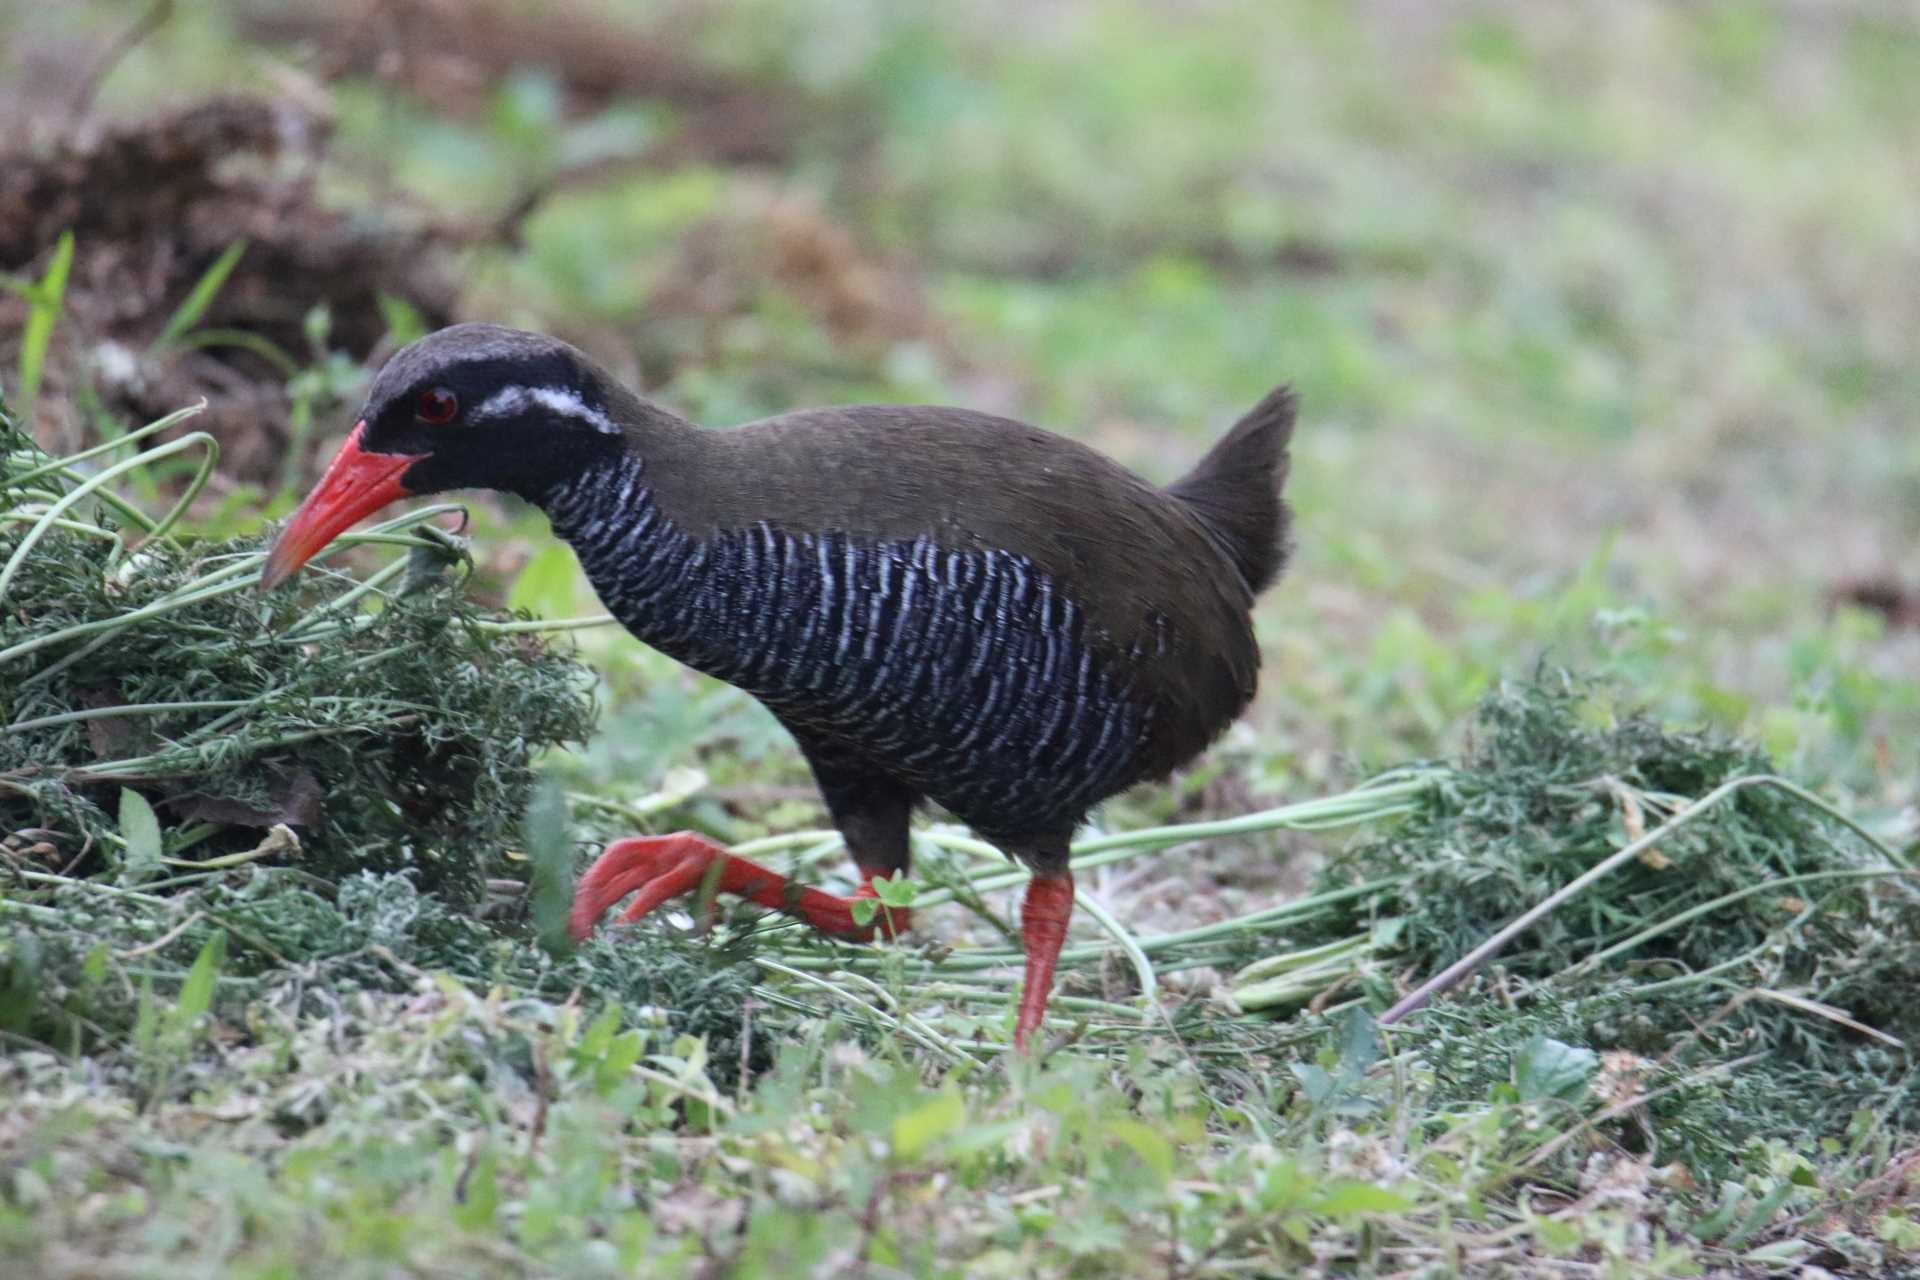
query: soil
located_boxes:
[0,95,459,483]
[648,184,947,366]
[0,5,898,489]
[233,0,806,169]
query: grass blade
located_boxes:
[16,230,74,418]
[174,930,226,1025]
[524,776,576,958]
[154,239,247,349]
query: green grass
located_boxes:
[3,0,1918,1275]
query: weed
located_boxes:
[0,405,596,905]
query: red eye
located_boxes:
[414,387,459,425]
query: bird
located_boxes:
[261,323,1295,1051]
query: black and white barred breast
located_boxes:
[544,452,1154,837]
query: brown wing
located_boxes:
[648,405,1267,775]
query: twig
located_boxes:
[1746,988,1904,1049]
[737,998,755,1108]
[117,910,206,959]
[528,1039,552,1157]
[68,0,175,122]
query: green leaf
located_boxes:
[1531,1213,1585,1254]
[1688,1181,1748,1240]
[0,930,42,1034]
[1257,1158,1313,1213]
[16,230,72,415]
[1336,1006,1381,1075]
[1878,1209,1920,1249]
[118,788,163,884]
[597,1030,645,1093]
[578,1002,622,1060]
[1722,1180,1794,1247]
[891,1088,965,1161]
[1369,916,1406,949]
[1309,1179,1415,1217]
[523,776,574,958]
[156,239,248,348]
[491,70,565,148]
[940,1119,1022,1160]
[1512,1035,1597,1103]
[175,930,226,1026]
[1106,1118,1175,1184]
[301,302,332,355]
[872,872,918,908]
[131,977,157,1057]
[377,293,430,347]
[453,1148,501,1230]
[1289,1061,1334,1104]
[507,541,580,618]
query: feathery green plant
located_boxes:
[0,405,596,903]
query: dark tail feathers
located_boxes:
[1167,385,1296,594]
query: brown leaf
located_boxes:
[75,684,146,760]
[169,770,324,829]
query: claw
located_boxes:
[569,832,911,942]
[570,834,712,940]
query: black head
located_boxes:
[358,323,634,500]
[261,324,675,589]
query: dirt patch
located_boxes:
[0,95,460,484]
[234,0,805,169]
[1833,577,1920,630]
[648,186,947,366]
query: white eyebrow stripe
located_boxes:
[530,386,619,433]
[471,384,620,434]
[474,386,531,419]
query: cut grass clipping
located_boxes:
[4,393,1915,1184]
[0,395,752,1063]
[1245,674,1919,1177]
[0,400,595,905]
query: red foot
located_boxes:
[1015,871,1075,1052]
[569,832,912,942]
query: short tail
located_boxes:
[1167,385,1296,594]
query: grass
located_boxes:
[2,0,1918,1275]
[0,408,597,915]
[4,401,1915,1276]
[0,229,72,421]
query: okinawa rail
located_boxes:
[261,324,1295,1051]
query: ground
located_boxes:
[0,1,1916,1276]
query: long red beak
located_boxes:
[259,422,425,590]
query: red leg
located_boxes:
[1015,871,1075,1052]
[570,832,911,942]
